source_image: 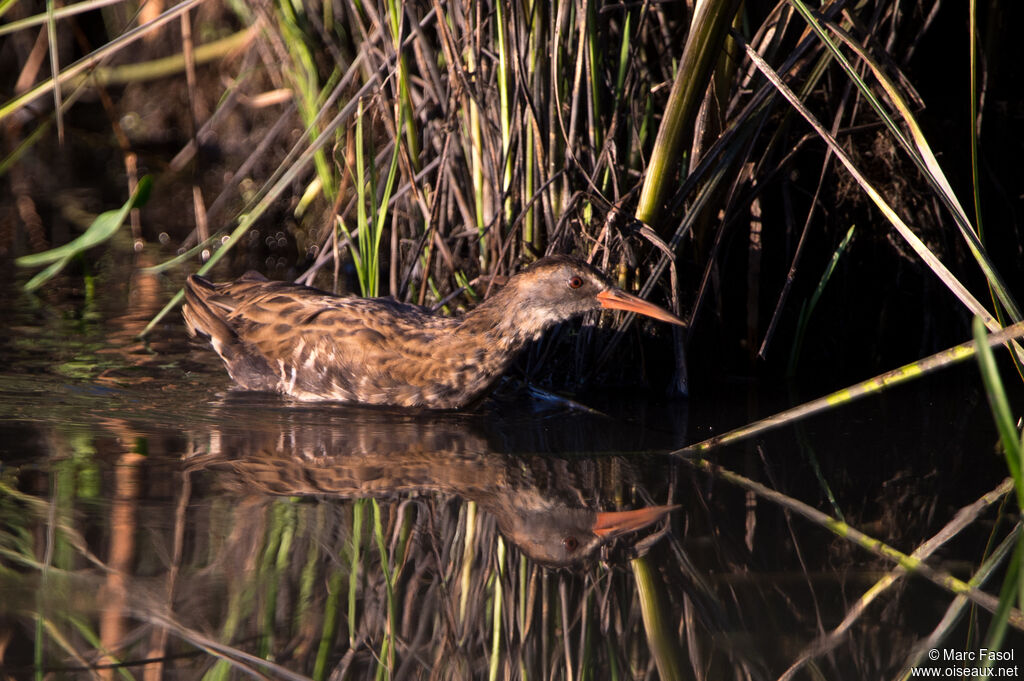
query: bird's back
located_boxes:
[183,274,511,407]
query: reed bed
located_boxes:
[4,0,1019,386]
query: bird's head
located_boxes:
[497,256,685,337]
[493,503,679,568]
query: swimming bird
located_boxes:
[183,256,684,408]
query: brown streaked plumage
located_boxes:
[183,256,685,409]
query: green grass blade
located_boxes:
[635,0,741,226]
[370,139,402,298]
[981,539,1024,669]
[684,321,1024,454]
[17,176,152,268]
[16,176,152,292]
[973,316,1024,507]
[349,499,364,645]
[788,224,855,373]
[371,499,395,679]
[632,555,685,681]
[488,536,505,681]
[355,98,370,295]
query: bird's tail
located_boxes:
[183,275,233,344]
[183,275,277,391]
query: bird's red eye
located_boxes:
[568,276,584,289]
[562,536,580,552]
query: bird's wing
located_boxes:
[206,281,470,406]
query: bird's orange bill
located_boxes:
[595,289,686,326]
[592,504,679,538]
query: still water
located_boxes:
[1,263,1021,680]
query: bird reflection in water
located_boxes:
[187,407,677,568]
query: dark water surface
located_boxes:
[1,263,1021,680]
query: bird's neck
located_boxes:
[456,282,556,347]
[398,283,566,407]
